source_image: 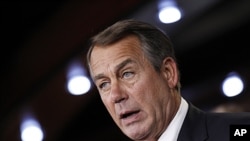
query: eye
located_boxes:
[122,72,134,79]
[98,82,110,90]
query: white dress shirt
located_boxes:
[158,97,189,141]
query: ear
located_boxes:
[161,57,178,89]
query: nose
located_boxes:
[110,82,127,103]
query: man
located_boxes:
[86,19,250,141]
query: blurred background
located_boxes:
[1,0,250,140]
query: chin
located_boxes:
[123,126,152,141]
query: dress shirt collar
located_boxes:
[158,97,189,141]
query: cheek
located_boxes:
[101,96,116,116]
[131,79,157,108]
[134,74,165,110]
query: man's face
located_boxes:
[89,35,179,140]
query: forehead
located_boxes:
[90,35,144,62]
[94,35,142,53]
[89,36,146,74]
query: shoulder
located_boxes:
[204,112,250,140]
[186,100,250,124]
[179,102,250,141]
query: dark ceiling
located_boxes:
[1,0,250,141]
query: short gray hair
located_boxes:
[86,19,181,90]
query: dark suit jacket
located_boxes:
[177,102,250,141]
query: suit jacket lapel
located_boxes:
[177,102,208,141]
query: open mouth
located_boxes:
[120,110,140,119]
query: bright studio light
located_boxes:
[21,118,44,141]
[222,73,244,97]
[67,75,91,95]
[66,60,91,95]
[159,6,181,23]
[158,0,181,24]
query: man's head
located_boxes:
[87,19,181,140]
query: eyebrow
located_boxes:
[115,58,134,73]
[93,58,135,82]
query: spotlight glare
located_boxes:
[67,75,91,95]
[158,6,181,24]
[21,118,44,141]
[222,74,244,97]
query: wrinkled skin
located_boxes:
[89,35,181,141]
